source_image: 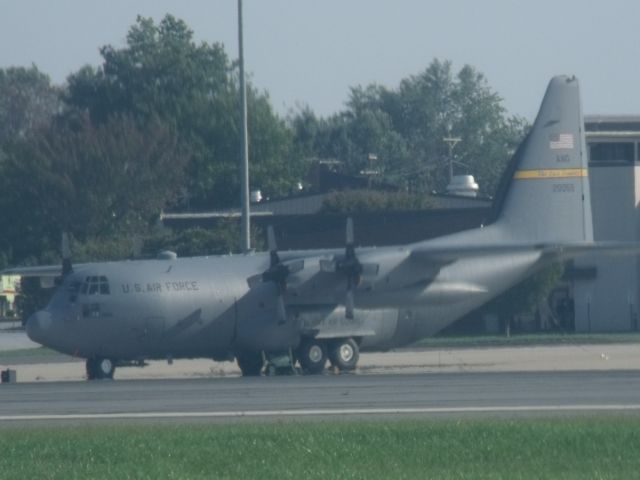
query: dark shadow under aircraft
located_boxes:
[5,76,630,379]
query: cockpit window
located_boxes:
[99,276,110,294]
[81,275,111,295]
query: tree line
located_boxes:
[0,14,527,268]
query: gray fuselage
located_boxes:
[27,222,543,361]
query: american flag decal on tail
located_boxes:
[549,133,574,150]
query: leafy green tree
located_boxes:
[291,59,527,197]
[14,277,53,325]
[0,67,61,258]
[0,66,61,145]
[143,225,239,257]
[448,65,528,195]
[480,263,565,330]
[0,113,185,264]
[65,14,298,209]
[67,223,256,262]
[1,15,304,266]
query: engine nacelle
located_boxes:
[233,283,300,352]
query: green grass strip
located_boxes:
[0,417,639,479]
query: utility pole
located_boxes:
[238,0,250,252]
[443,136,461,183]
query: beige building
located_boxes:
[0,274,20,317]
[573,116,640,331]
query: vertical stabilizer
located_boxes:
[493,76,593,243]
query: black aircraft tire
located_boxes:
[297,339,327,375]
[328,338,359,372]
[85,358,97,380]
[236,351,264,376]
[86,357,115,380]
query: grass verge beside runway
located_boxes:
[1,417,639,479]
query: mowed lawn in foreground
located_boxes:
[1,417,639,479]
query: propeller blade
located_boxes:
[267,226,279,266]
[286,259,305,275]
[276,294,287,325]
[246,226,304,325]
[345,289,355,319]
[346,217,354,246]
[267,225,277,252]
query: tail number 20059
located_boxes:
[553,183,575,193]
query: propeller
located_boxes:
[320,218,379,319]
[247,226,304,324]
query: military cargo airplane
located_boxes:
[4,76,616,379]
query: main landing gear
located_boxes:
[235,337,361,377]
[297,338,328,375]
[236,349,297,376]
[86,356,116,380]
[328,337,359,372]
[296,337,360,374]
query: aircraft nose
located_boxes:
[25,310,53,343]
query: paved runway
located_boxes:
[1,370,640,424]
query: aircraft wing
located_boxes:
[409,241,640,264]
[1,265,63,277]
[545,241,640,259]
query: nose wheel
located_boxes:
[86,357,115,380]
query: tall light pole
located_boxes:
[238,0,250,252]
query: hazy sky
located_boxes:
[2,0,639,120]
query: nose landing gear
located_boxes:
[235,337,361,377]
